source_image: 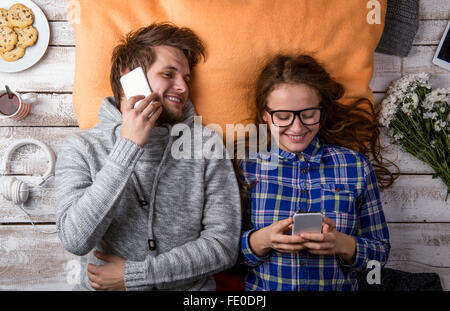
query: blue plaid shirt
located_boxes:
[239,136,390,291]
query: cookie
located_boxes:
[0,26,17,53]
[14,25,37,48]
[0,9,10,27]
[1,45,25,61]
[7,3,34,28]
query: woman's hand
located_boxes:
[300,216,357,264]
[249,217,307,257]
[120,94,163,147]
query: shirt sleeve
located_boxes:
[337,158,391,272]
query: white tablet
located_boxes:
[432,20,450,71]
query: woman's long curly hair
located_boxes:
[234,54,398,193]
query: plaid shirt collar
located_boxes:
[271,135,324,164]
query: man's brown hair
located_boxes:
[110,22,206,109]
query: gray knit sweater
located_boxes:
[55,97,241,291]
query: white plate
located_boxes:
[0,0,50,73]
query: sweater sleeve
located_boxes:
[123,153,242,290]
[55,134,144,256]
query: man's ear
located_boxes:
[121,68,130,76]
[262,112,268,123]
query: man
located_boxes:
[55,23,241,291]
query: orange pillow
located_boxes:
[70,0,386,130]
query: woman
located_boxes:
[237,54,391,291]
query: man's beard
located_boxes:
[156,100,185,125]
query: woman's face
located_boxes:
[263,83,321,154]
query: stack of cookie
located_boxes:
[0,3,38,62]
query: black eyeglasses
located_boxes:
[264,107,322,127]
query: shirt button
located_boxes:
[301,288,306,291]
[301,169,306,174]
[301,190,306,194]
[300,262,306,267]
[335,187,341,192]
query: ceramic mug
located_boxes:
[0,89,37,121]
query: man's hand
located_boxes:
[87,250,126,291]
[120,93,163,147]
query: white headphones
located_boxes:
[0,138,56,205]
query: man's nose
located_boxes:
[174,77,188,93]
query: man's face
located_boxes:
[146,45,191,124]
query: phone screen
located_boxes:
[292,213,322,235]
[437,29,450,62]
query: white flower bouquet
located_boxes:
[380,73,449,200]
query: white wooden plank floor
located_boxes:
[0,0,449,290]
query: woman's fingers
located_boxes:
[273,242,306,253]
[322,216,336,229]
[272,217,293,233]
[273,233,305,245]
[302,241,334,250]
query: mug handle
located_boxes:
[21,93,37,105]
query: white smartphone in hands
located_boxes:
[119,67,152,109]
[292,212,323,236]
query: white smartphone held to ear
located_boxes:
[119,67,152,109]
[292,212,323,236]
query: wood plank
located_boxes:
[372,46,450,92]
[33,0,70,21]
[0,127,80,176]
[404,45,449,74]
[381,175,450,222]
[403,46,450,88]
[0,225,77,290]
[388,224,450,269]
[0,47,75,93]
[419,0,450,20]
[50,21,75,46]
[0,94,77,127]
[370,52,402,92]
[414,19,448,46]
[0,176,59,223]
